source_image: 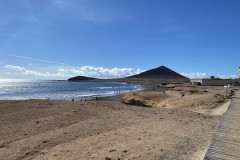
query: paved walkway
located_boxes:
[204,90,240,160]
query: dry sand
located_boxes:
[0,89,227,160]
[122,86,228,111]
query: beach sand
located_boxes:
[0,88,227,160]
[122,86,228,110]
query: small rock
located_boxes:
[0,144,5,148]
[123,150,128,153]
[109,149,116,152]
[36,121,39,124]
[42,140,48,143]
[105,157,111,160]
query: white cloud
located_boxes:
[3,65,143,79]
[216,75,237,79]
[58,66,143,78]
[4,65,58,77]
[181,72,238,79]
[4,65,25,71]
[181,72,208,79]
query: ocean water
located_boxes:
[0,79,142,101]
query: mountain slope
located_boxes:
[127,66,188,80]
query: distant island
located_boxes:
[68,76,97,81]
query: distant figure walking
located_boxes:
[72,98,74,101]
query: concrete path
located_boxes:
[204,90,240,160]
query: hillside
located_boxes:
[127,66,188,80]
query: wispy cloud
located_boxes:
[216,75,237,79]
[4,65,25,71]
[8,54,70,66]
[181,72,238,79]
[3,65,143,79]
[181,72,208,79]
[4,65,67,77]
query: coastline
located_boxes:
[0,80,143,101]
[0,81,234,160]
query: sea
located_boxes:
[0,79,142,101]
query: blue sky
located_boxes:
[0,0,240,79]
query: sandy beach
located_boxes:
[1,0,239,159]
[0,86,231,160]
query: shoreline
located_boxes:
[0,83,234,159]
[0,80,144,102]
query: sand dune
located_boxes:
[122,87,227,111]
